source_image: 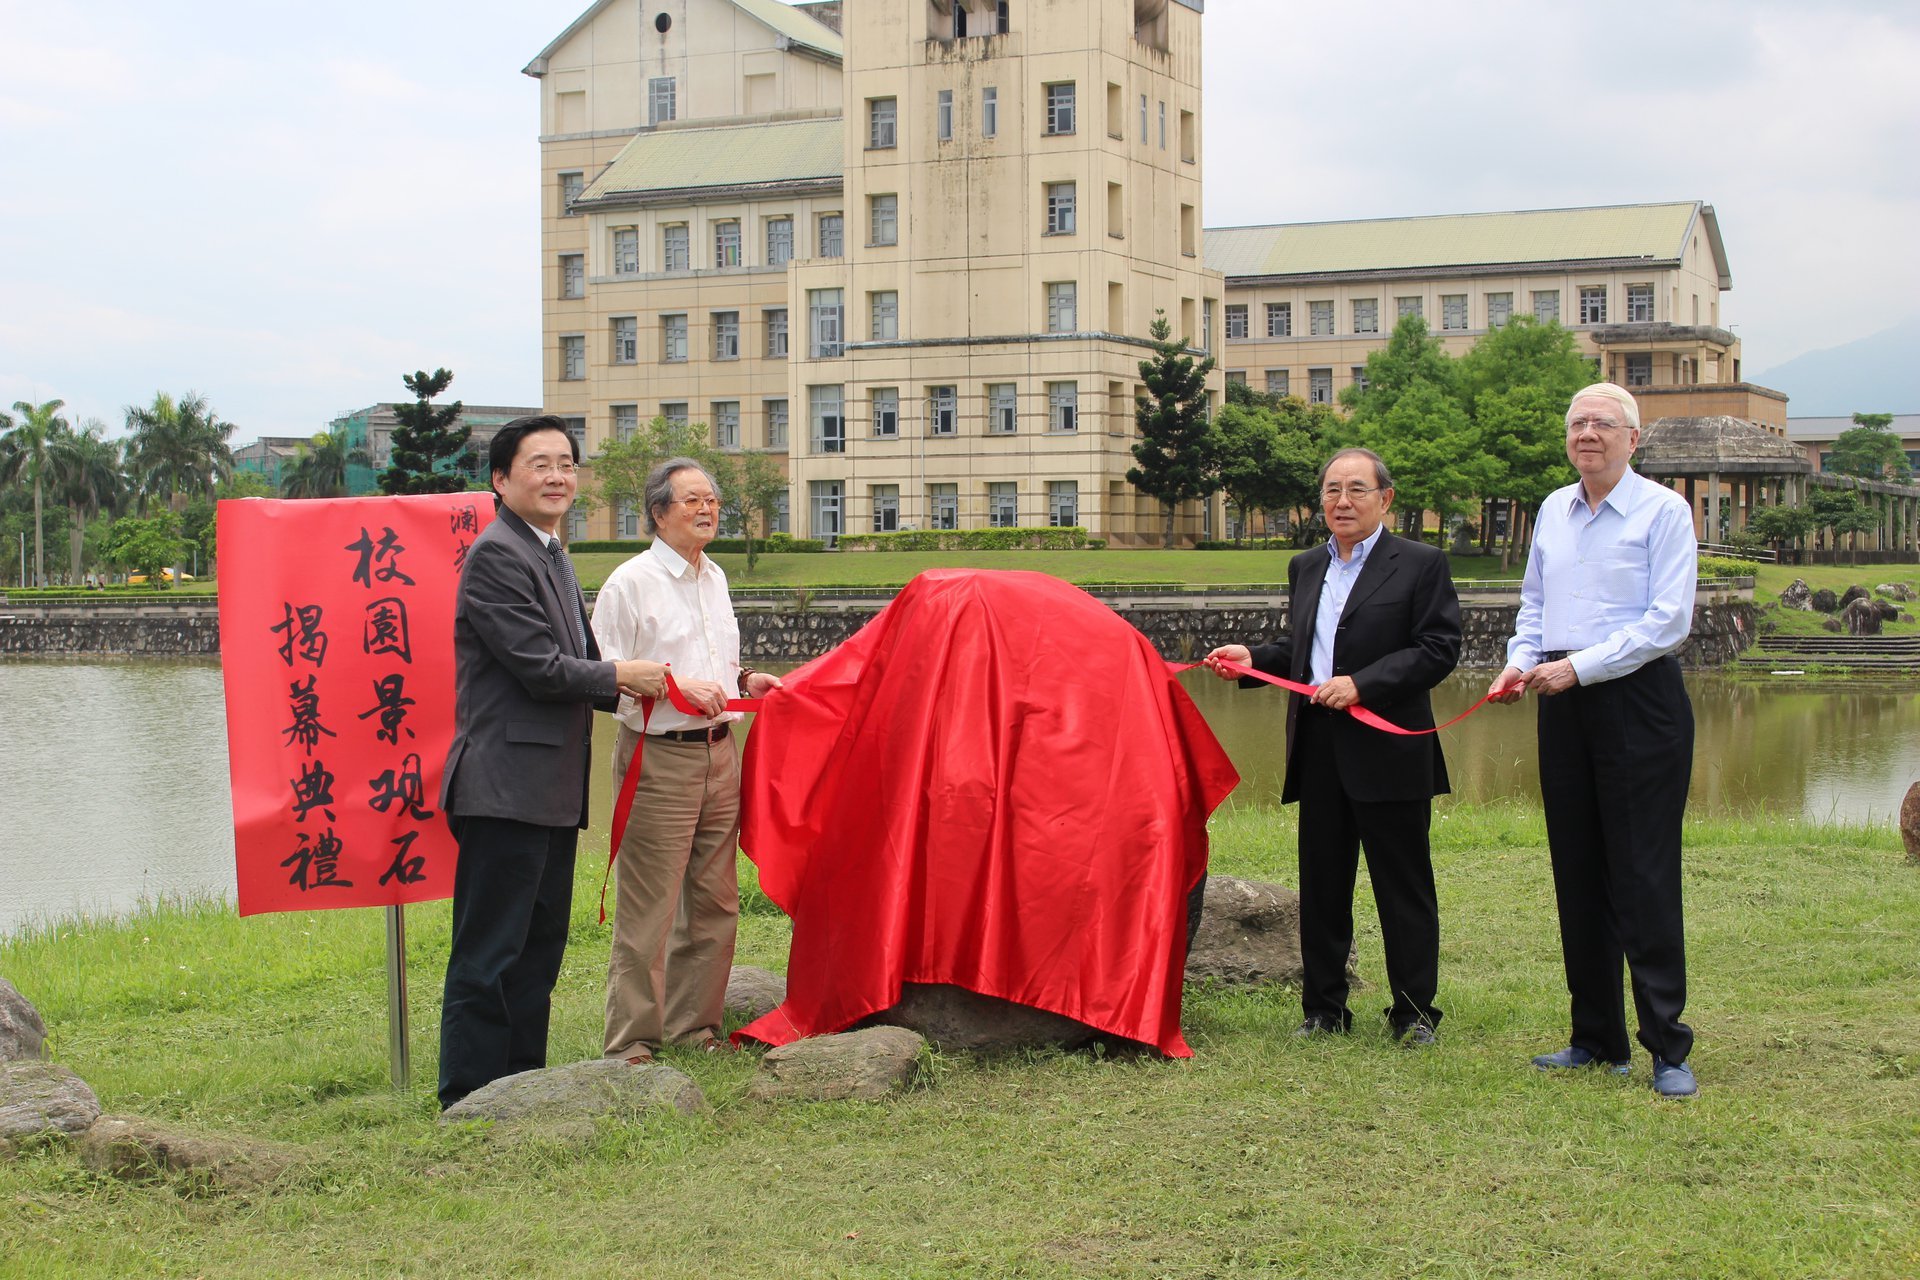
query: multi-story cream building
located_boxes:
[528,0,1222,545]
[527,3,1768,545]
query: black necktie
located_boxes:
[547,540,587,652]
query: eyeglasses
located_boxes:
[521,459,578,477]
[1320,484,1381,502]
[1566,416,1631,434]
[673,495,720,511]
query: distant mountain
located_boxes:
[1750,315,1920,416]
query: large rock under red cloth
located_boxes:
[735,569,1239,1057]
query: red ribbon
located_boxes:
[1169,658,1494,737]
[600,668,766,924]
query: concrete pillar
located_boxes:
[1706,471,1721,544]
[1684,476,1699,538]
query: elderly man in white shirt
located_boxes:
[591,456,781,1063]
[1489,382,1701,1098]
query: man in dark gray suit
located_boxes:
[437,415,665,1109]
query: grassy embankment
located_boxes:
[1748,563,1920,639]
[4,802,1915,1278]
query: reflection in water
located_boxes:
[1185,671,1920,822]
[2,661,1916,935]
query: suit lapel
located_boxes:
[1339,530,1400,619]
[500,508,584,657]
[1291,550,1330,679]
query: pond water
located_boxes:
[2,660,1915,936]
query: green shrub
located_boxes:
[837,527,1088,552]
[565,533,825,556]
[1698,554,1757,580]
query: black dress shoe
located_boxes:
[1293,1016,1344,1038]
[1393,1021,1438,1048]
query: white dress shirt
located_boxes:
[591,538,742,733]
[1507,467,1697,686]
[1310,524,1383,685]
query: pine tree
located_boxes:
[380,368,469,495]
[1126,311,1218,547]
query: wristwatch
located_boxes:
[738,664,756,697]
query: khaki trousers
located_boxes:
[603,725,741,1058]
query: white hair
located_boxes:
[1566,382,1641,431]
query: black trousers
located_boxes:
[1537,655,1694,1064]
[438,815,579,1109]
[1293,709,1442,1031]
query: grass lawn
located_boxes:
[4,802,1916,1278]
[1751,564,1920,639]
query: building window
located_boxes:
[928,386,957,435]
[995,0,1010,33]
[1265,369,1289,397]
[1202,300,1214,352]
[713,311,740,360]
[810,480,842,544]
[1352,298,1378,334]
[1309,300,1333,336]
[1046,281,1076,333]
[1308,367,1332,404]
[1180,204,1196,256]
[612,316,637,364]
[982,86,998,138]
[1441,294,1468,331]
[808,289,843,358]
[1351,366,1369,392]
[1047,382,1077,433]
[937,90,953,142]
[1225,304,1248,340]
[715,221,742,268]
[1225,370,1246,387]
[870,193,898,246]
[809,385,844,454]
[612,403,638,442]
[1045,82,1075,135]
[1579,286,1607,325]
[660,402,688,426]
[663,224,689,272]
[1139,92,1148,143]
[648,77,676,126]
[871,485,900,532]
[1267,302,1292,338]
[617,501,639,538]
[1533,290,1560,324]
[1179,108,1195,163]
[560,253,584,299]
[1487,292,1513,328]
[559,170,583,214]
[987,383,1017,434]
[819,213,844,258]
[870,291,898,341]
[869,97,897,149]
[872,387,899,437]
[1048,480,1078,527]
[613,227,639,275]
[988,482,1018,528]
[661,314,688,363]
[930,483,959,529]
[765,398,789,449]
[561,334,585,380]
[1396,296,1422,321]
[1625,353,1653,387]
[714,401,740,449]
[1045,181,1076,234]
[1157,100,1166,150]
[1628,283,1654,323]
[772,491,790,534]
[765,308,789,358]
[767,217,793,266]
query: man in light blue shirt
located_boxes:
[1489,382,1700,1098]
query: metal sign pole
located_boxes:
[384,905,411,1090]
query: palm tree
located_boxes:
[1,398,71,587]
[125,392,234,585]
[50,420,125,583]
[280,426,364,499]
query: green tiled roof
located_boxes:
[731,0,843,59]
[579,118,844,201]
[1205,202,1709,279]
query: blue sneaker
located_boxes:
[1651,1057,1698,1098]
[1531,1045,1630,1074]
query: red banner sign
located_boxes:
[217,493,492,916]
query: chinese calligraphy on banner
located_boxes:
[218,493,493,916]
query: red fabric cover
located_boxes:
[735,569,1239,1057]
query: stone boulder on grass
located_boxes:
[0,1061,99,1141]
[1901,781,1920,865]
[439,1059,705,1129]
[78,1116,294,1192]
[1810,588,1839,613]
[724,966,787,1024]
[1838,585,1872,610]
[747,1026,926,1102]
[1842,598,1885,636]
[1186,874,1358,987]
[1778,578,1813,611]
[0,979,47,1062]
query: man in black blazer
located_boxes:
[437,415,664,1109]
[1207,448,1462,1043]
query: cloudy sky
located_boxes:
[3,0,1915,442]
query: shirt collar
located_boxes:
[645,536,710,581]
[1327,522,1384,569]
[1568,466,1646,519]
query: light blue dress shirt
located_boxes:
[1310,524,1383,685]
[1506,467,1698,686]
